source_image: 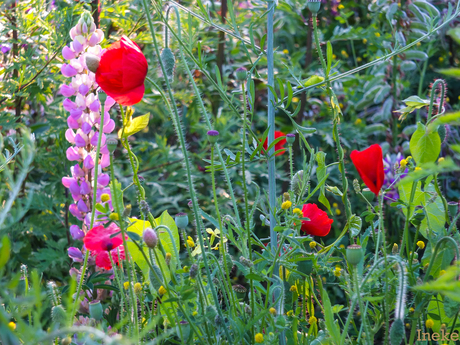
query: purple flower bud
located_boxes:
[98,173,110,187]
[103,119,115,133]
[89,99,100,112]
[143,228,158,248]
[70,108,83,120]
[62,177,75,188]
[79,83,89,95]
[72,39,83,54]
[66,147,81,161]
[70,225,85,240]
[1,45,11,54]
[61,64,78,77]
[74,134,87,147]
[60,84,75,97]
[69,205,82,219]
[65,129,76,143]
[82,22,88,34]
[100,154,110,169]
[80,180,90,195]
[62,46,76,60]
[73,164,85,177]
[68,247,83,262]
[207,130,219,144]
[63,98,77,111]
[67,116,80,129]
[77,199,88,213]
[81,122,92,135]
[88,32,100,47]
[90,132,105,146]
[69,180,80,195]
[83,155,94,169]
[70,27,78,40]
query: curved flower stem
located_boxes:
[427,79,445,123]
[71,107,105,321]
[141,1,232,341]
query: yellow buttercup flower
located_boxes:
[375,32,381,37]
[334,267,342,277]
[439,270,446,276]
[293,208,302,216]
[416,241,425,249]
[438,157,445,163]
[332,203,338,208]
[192,311,198,316]
[439,57,444,62]
[363,38,367,44]
[283,49,289,54]
[309,241,317,249]
[158,286,167,295]
[400,159,407,168]
[338,4,344,9]
[123,281,129,290]
[335,208,341,216]
[255,333,264,343]
[8,322,16,331]
[109,213,119,220]
[290,285,297,292]
[357,57,362,62]
[281,201,292,210]
[426,319,434,329]
[134,282,142,294]
[414,167,422,171]
[287,310,293,316]
[309,316,317,324]
[101,193,110,202]
[269,307,277,315]
[410,307,415,313]
[186,236,195,248]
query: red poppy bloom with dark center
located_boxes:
[350,144,384,196]
[83,223,127,269]
[263,131,287,156]
[300,203,333,237]
[95,36,148,106]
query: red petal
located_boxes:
[263,131,287,156]
[301,203,333,237]
[104,84,145,106]
[350,144,384,196]
[83,223,125,252]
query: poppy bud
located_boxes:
[346,244,363,266]
[62,337,72,345]
[283,192,290,202]
[143,228,158,248]
[291,170,306,196]
[52,305,67,324]
[235,67,247,81]
[160,47,176,80]
[89,300,103,320]
[189,263,198,279]
[85,54,100,73]
[207,130,219,145]
[106,138,118,153]
[240,256,254,268]
[307,0,321,14]
[392,243,399,254]
[286,133,295,146]
[389,319,404,345]
[175,213,189,229]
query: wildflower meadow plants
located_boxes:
[2,0,460,344]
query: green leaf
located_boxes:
[326,41,332,76]
[110,179,124,217]
[437,68,460,79]
[118,113,150,138]
[318,279,341,344]
[303,75,325,88]
[447,28,460,45]
[0,236,11,270]
[409,122,441,164]
[348,214,362,238]
[286,82,293,108]
[316,152,331,214]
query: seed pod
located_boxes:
[346,244,363,266]
[106,138,118,153]
[207,130,219,145]
[89,300,103,320]
[235,67,247,81]
[390,319,404,345]
[286,133,296,145]
[175,213,189,229]
[239,256,254,268]
[307,0,321,14]
[160,47,176,80]
[232,284,247,300]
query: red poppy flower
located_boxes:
[263,131,287,156]
[300,203,333,237]
[350,144,384,196]
[95,36,148,106]
[83,223,127,269]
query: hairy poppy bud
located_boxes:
[291,170,306,196]
[143,228,158,249]
[160,47,176,80]
[189,263,198,279]
[346,244,363,266]
[286,133,295,146]
[175,213,189,229]
[235,67,247,81]
[85,53,100,73]
[207,130,219,145]
[390,319,404,345]
[89,300,103,320]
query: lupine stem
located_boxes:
[71,105,105,321]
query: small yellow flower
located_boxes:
[322,277,326,282]
[158,286,167,295]
[415,167,422,171]
[101,193,110,202]
[406,156,412,160]
[417,42,421,47]
[446,97,450,102]
[123,281,130,290]
[134,282,142,294]
[109,213,119,220]
[183,266,190,273]
[8,322,16,331]
[309,316,317,324]
[334,267,342,277]
[281,201,292,210]
[255,333,264,343]
[339,103,344,109]
[416,241,425,249]
[400,159,407,168]
[375,32,381,37]
[332,54,337,59]
[356,311,361,317]
[355,118,362,125]
[283,49,289,54]
[332,203,338,208]
[286,310,293,316]
[357,57,362,62]
[363,38,367,44]
[335,208,341,216]
[439,57,444,62]
[338,4,344,9]
[309,241,317,249]
[269,307,277,315]
[339,244,345,249]
[290,285,298,292]
[439,270,446,276]
[293,208,302,216]
[192,311,198,316]
[186,236,195,248]
[410,307,415,313]
[426,319,434,329]
[438,157,445,163]
[406,323,411,329]
[292,97,300,103]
